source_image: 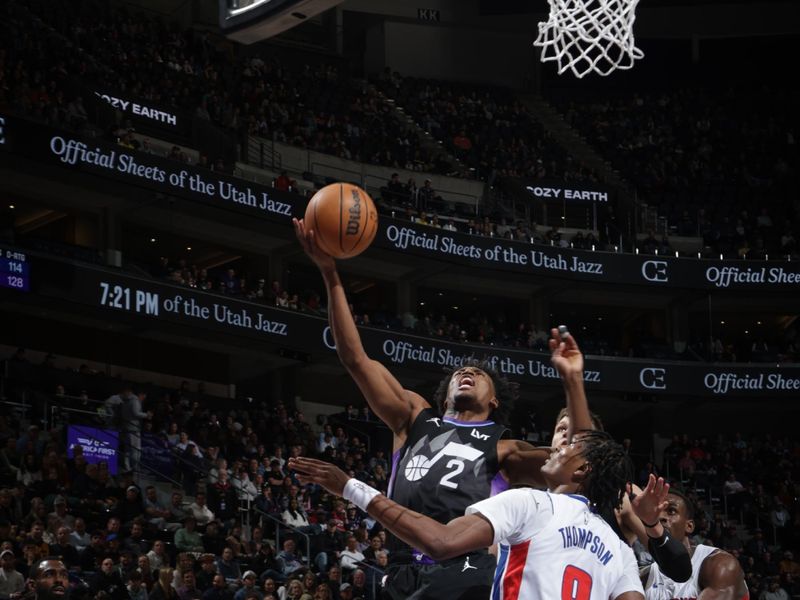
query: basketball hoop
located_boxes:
[534,0,644,78]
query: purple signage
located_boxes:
[67,425,119,474]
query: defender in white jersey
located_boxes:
[644,490,749,600]
[289,430,647,600]
[468,488,641,600]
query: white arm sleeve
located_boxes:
[466,488,547,546]
[610,544,645,599]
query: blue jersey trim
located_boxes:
[492,544,509,600]
[443,417,496,427]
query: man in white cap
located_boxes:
[0,549,24,599]
[339,582,353,600]
[234,571,261,600]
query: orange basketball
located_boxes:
[304,183,379,259]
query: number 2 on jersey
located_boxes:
[439,459,465,488]
[561,565,593,600]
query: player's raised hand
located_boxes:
[549,326,584,379]
[293,217,335,271]
[288,457,350,497]
[628,473,669,528]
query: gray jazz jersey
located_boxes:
[387,408,509,555]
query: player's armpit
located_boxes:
[498,440,548,488]
[368,495,494,561]
[697,551,749,600]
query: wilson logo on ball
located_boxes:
[346,188,361,235]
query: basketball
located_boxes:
[304,183,379,259]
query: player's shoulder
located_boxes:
[697,546,746,592]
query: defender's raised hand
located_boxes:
[549,326,584,380]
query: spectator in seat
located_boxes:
[338,535,364,577]
[385,173,405,202]
[0,549,24,599]
[49,525,79,569]
[145,485,175,531]
[189,492,216,526]
[90,557,126,600]
[177,570,201,600]
[234,571,262,600]
[452,130,472,159]
[208,471,238,527]
[150,567,179,600]
[138,554,155,590]
[195,554,218,590]
[276,539,304,579]
[350,569,369,600]
[127,570,148,600]
[123,521,147,556]
[175,516,205,553]
[119,486,145,526]
[216,547,242,584]
[315,519,343,574]
[202,574,233,600]
[275,171,295,193]
[202,521,226,557]
[417,179,435,212]
[47,496,74,532]
[147,539,170,571]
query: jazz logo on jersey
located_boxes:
[403,441,483,482]
[426,417,442,428]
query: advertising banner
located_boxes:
[66,424,119,474]
[23,253,800,399]
[2,114,798,292]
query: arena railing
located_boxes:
[251,504,313,572]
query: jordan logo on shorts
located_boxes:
[462,556,477,572]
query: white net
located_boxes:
[534,0,644,78]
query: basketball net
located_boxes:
[534,0,643,78]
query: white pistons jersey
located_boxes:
[644,544,718,600]
[467,489,643,600]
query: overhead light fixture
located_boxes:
[8,205,14,210]
[150,238,156,243]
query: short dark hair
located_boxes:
[667,487,696,520]
[431,359,518,425]
[555,407,604,431]
[31,557,67,580]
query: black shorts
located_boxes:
[382,552,496,600]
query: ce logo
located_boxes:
[639,368,667,390]
[641,260,669,282]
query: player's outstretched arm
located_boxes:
[697,552,749,600]
[499,441,549,487]
[549,327,594,441]
[629,475,691,582]
[289,457,494,561]
[294,218,428,436]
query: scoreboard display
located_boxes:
[0,248,29,292]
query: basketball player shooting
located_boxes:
[294,217,556,599]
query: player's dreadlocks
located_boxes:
[431,359,518,426]
[575,430,633,522]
